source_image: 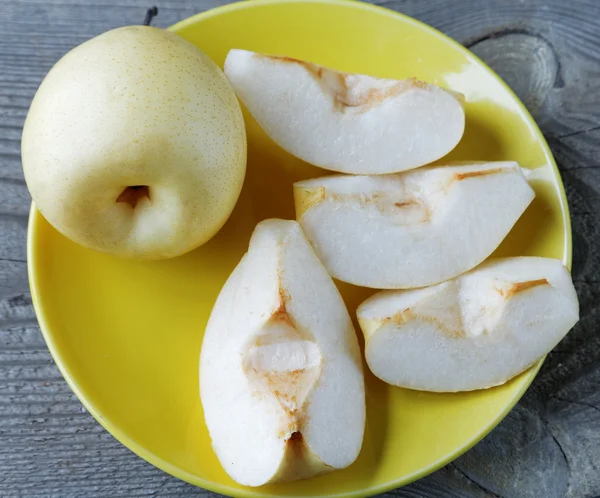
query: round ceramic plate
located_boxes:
[28,0,571,496]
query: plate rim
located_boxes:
[27,0,572,496]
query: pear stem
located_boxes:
[143,6,158,26]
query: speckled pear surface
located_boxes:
[22,26,247,258]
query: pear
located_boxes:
[22,26,246,259]
[200,219,365,486]
[294,162,535,289]
[224,49,465,174]
[357,257,579,392]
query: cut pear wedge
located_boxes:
[200,219,365,486]
[357,257,579,392]
[224,49,465,174]
[294,162,535,289]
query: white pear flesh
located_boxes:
[357,257,579,392]
[22,26,246,259]
[224,49,465,174]
[294,162,535,289]
[200,219,365,486]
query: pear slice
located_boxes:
[200,219,365,486]
[357,257,579,392]
[294,161,535,289]
[224,49,465,174]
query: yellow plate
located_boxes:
[28,0,571,496]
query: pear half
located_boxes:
[200,219,365,486]
[357,257,579,392]
[294,162,535,289]
[224,49,465,174]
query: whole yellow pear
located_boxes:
[22,26,246,259]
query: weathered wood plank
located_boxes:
[0,0,599,497]
[454,404,569,498]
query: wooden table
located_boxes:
[1,1,599,496]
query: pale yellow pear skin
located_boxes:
[22,26,246,259]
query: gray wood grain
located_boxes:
[1,0,599,496]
